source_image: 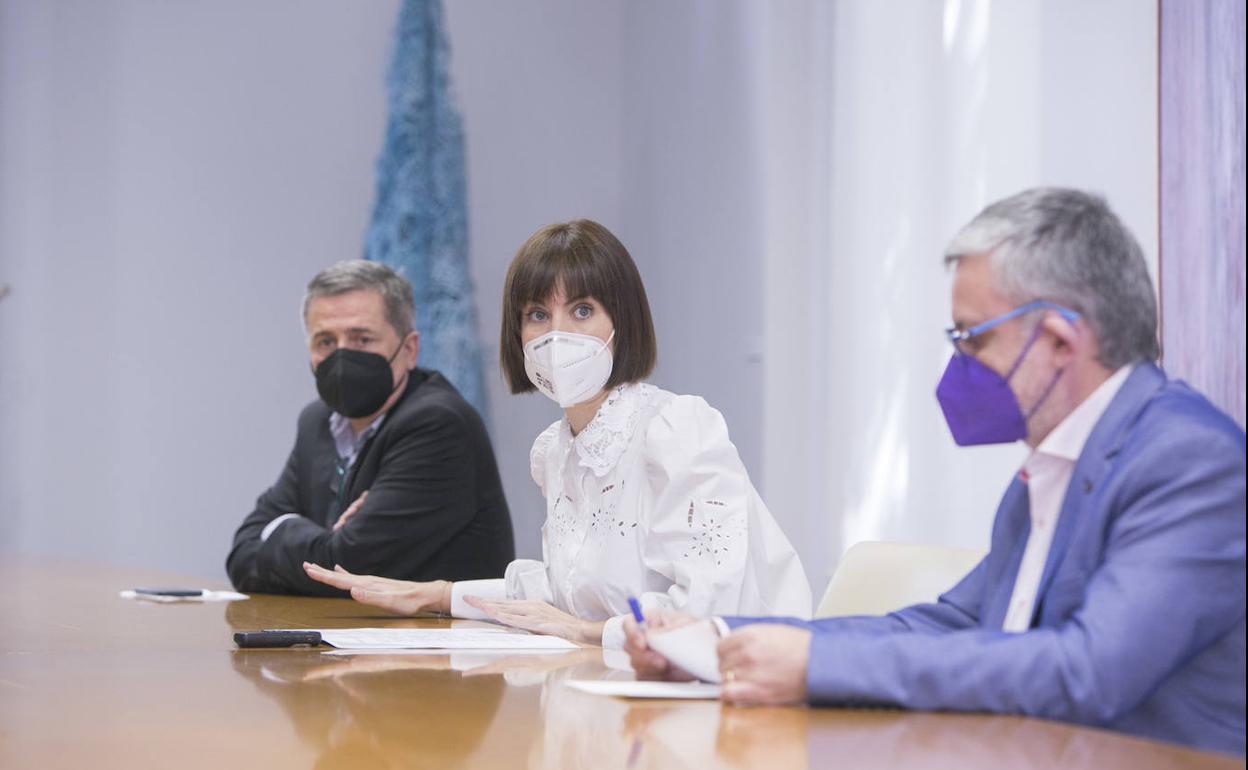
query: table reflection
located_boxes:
[528,652,809,770]
[230,647,515,769]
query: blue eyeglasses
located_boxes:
[945,300,1080,355]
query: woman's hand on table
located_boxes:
[462,596,604,645]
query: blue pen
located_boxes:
[627,596,645,627]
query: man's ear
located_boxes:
[404,330,421,369]
[1042,312,1081,367]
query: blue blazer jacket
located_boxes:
[728,364,1246,755]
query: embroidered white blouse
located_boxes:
[451,382,812,648]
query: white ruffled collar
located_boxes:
[559,382,656,478]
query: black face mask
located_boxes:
[313,343,406,418]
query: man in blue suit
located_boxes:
[625,188,1246,756]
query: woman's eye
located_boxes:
[526,309,548,322]
[573,304,593,319]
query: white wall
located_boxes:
[618,1,767,488]
[759,0,1159,591]
[0,0,399,574]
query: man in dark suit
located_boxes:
[226,261,514,596]
[625,188,1246,755]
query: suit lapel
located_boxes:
[1031,364,1168,607]
[341,422,385,512]
[983,478,1031,628]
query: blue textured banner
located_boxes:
[364,0,488,419]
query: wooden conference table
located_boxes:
[0,560,1240,770]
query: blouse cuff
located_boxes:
[601,614,627,650]
[450,578,507,620]
[503,558,555,604]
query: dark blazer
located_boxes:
[728,364,1246,755]
[226,368,514,596]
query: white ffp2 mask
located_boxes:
[523,329,615,408]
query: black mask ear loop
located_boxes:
[386,334,412,396]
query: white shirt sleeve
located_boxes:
[449,559,556,620]
[260,513,300,542]
[602,615,629,650]
[449,578,507,620]
[629,395,811,632]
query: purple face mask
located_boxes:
[935,301,1079,446]
[936,351,1030,445]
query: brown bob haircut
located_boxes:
[500,219,657,394]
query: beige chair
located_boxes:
[815,541,987,618]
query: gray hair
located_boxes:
[943,187,1159,368]
[303,260,415,337]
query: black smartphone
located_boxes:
[234,630,323,648]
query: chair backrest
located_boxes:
[815,541,987,618]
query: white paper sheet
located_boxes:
[645,619,722,683]
[310,627,579,650]
[562,679,721,699]
[119,589,248,603]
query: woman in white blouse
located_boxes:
[305,219,810,648]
